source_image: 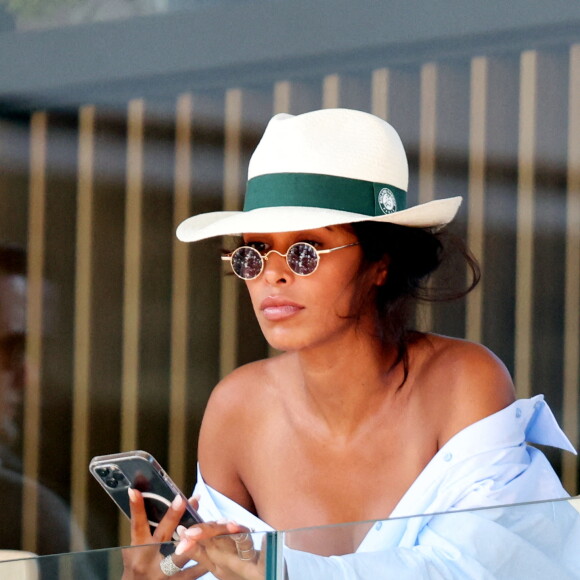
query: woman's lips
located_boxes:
[260,297,304,321]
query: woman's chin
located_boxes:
[263,331,307,353]
[265,338,300,352]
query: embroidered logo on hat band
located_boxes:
[377,188,397,214]
[372,182,406,216]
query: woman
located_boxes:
[123,109,576,579]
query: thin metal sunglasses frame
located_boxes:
[221,241,360,280]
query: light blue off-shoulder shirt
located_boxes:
[193,395,580,579]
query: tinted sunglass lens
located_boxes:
[287,243,318,275]
[231,247,263,279]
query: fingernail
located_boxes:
[171,495,183,509]
[175,539,188,555]
[185,527,202,538]
[128,488,137,502]
[191,493,201,502]
[216,518,228,524]
[176,525,186,537]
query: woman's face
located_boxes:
[241,226,382,352]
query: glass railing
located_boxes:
[2,497,580,578]
[0,532,277,579]
[281,496,580,579]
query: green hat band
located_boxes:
[244,173,407,217]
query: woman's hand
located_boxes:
[175,521,266,580]
[122,488,208,579]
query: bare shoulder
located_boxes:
[416,334,516,446]
[203,357,278,417]
[197,354,290,510]
[199,354,289,447]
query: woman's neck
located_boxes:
[292,328,403,438]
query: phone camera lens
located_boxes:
[96,467,110,478]
[95,464,127,489]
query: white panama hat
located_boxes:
[176,108,462,243]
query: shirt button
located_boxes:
[516,408,522,418]
[444,453,453,462]
[375,521,383,531]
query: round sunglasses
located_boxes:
[221,241,360,280]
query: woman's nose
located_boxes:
[262,251,291,285]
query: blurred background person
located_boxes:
[0,242,88,557]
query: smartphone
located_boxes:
[89,450,203,540]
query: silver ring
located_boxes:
[160,554,183,576]
[238,546,256,561]
[231,532,256,561]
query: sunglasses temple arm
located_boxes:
[317,242,359,255]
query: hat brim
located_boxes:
[176,196,462,243]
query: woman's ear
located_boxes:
[374,257,389,286]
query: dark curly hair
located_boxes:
[349,221,480,386]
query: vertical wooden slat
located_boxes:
[562,44,580,494]
[419,63,438,207]
[220,89,243,378]
[273,81,292,115]
[169,93,193,488]
[371,68,389,121]
[466,57,488,343]
[121,99,145,451]
[70,105,95,548]
[120,98,145,543]
[416,62,438,332]
[322,74,340,109]
[515,50,537,399]
[22,111,48,553]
